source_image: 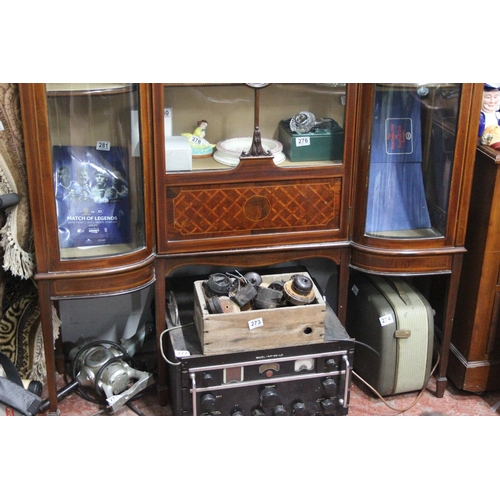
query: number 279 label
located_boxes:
[295,137,310,147]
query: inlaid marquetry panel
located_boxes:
[167,179,341,239]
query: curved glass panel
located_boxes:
[162,83,346,172]
[365,83,461,239]
[46,83,146,259]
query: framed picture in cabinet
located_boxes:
[53,145,130,249]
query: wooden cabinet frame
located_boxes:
[449,145,500,391]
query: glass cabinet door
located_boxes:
[364,83,461,240]
[46,83,146,259]
[160,83,348,172]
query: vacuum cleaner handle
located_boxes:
[0,193,20,209]
[38,379,79,414]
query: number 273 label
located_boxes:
[248,318,264,330]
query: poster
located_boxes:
[53,146,130,248]
[365,89,430,232]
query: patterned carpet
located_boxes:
[37,371,500,416]
[0,273,42,380]
[0,83,44,381]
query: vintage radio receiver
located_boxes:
[163,273,354,416]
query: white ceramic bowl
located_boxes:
[213,137,285,166]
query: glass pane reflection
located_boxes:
[46,84,146,259]
[365,83,461,239]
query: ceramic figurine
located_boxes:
[478,83,500,137]
[182,119,215,157]
[194,119,208,139]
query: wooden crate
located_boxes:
[193,272,326,355]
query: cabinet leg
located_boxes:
[38,281,59,414]
[53,302,65,374]
[435,376,448,398]
[155,260,169,406]
[435,254,463,398]
[337,247,350,326]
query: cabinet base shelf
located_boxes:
[447,343,500,392]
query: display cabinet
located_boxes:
[448,144,500,392]
[151,83,358,404]
[349,83,482,397]
[19,83,156,413]
[18,82,484,412]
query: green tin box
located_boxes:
[278,118,344,162]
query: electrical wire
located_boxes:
[352,349,441,415]
[159,322,195,366]
[126,401,145,416]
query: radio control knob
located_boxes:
[260,387,280,409]
[322,377,337,397]
[320,398,337,415]
[200,393,216,411]
[273,405,287,416]
[293,401,307,416]
[202,373,215,386]
[231,409,244,416]
[325,358,338,371]
[252,408,266,416]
